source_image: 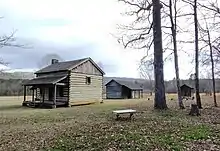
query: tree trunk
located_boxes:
[153,0,167,109]
[189,104,200,116]
[207,29,217,107]
[169,0,184,109]
[194,0,202,109]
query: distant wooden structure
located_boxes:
[22,57,105,108]
[105,79,143,99]
[180,84,194,97]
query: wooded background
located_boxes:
[0,74,219,96]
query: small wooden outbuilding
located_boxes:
[180,84,194,97]
[22,57,105,108]
[105,79,143,99]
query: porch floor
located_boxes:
[22,100,68,108]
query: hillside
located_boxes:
[0,72,35,79]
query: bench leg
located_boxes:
[130,113,134,120]
[116,114,119,120]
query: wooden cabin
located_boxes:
[180,84,194,97]
[105,79,143,99]
[22,57,105,108]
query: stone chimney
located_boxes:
[51,59,59,64]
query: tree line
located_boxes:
[0,79,31,96]
[0,78,219,96]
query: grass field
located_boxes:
[0,94,220,151]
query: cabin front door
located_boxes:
[49,87,54,100]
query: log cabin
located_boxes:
[105,79,143,99]
[22,57,105,108]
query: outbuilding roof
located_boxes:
[180,84,194,89]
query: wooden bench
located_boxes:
[113,109,137,120]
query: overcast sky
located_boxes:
[0,0,194,80]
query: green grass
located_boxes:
[0,95,220,151]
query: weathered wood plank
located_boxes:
[72,60,102,76]
[69,72,103,103]
[106,81,122,99]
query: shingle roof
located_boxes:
[180,84,194,89]
[23,74,68,86]
[35,58,88,74]
[106,79,143,90]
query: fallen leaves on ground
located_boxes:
[0,98,220,151]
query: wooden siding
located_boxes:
[34,60,104,105]
[69,72,103,104]
[106,81,122,99]
[44,88,49,100]
[72,60,102,76]
[36,86,68,102]
[106,81,143,99]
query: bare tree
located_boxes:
[167,0,184,109]
[181,0,220,108]
[182,0,202,108]
[0,17,26,72]
[194,0,202,108]
[0,30,23,67]
[152,0,167,109]
[139,58,154,94]
[204,30,217,106]
[117,0,167,109]
[117,0,219,109]
[198,4,220,106]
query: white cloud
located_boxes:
[0,0,195,80]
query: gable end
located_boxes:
[72,59,104,75]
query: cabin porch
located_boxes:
[22,74,69,108]
[23,85,69,108]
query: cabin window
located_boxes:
[86,76,91,85]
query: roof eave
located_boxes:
[34,69,69,75]
[105,79,115,86]
[22,75,68,86]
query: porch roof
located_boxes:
[23,74,68,86]
[105,79,143,90]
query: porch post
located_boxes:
[22,85,27,106]
[140,90,142,98]
[35,89,38,99]
[142,90,144,98]
[53,84,57,108]
[139,90,141,99]
[132,91,134,99]
[32,89,34,102]
[23,86,26,102]
[42,88,45,103]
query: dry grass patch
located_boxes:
[0,95,220,151]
